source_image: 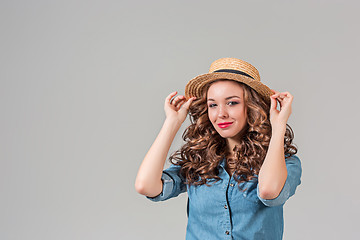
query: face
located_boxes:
[207,80,247,141]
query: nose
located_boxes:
[218,105,228,118]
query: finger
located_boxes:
[281,91,291,96]
[270,94,278,111]
[271,92,280,96]
[277,96,285,103]
[166,91,178,104]
[280,92,293,99]
[172,95,185,106]
[271,94,283,109]
[276,92,288,98]
[271,89,280,95]
[272,93,285,104]
[279,93,293,105]
[271,92,281,100]
[174,97,186,108]
[178,96,194,107]
[181,97,196,111]
[272,90,291,102]
[170,95,180,105]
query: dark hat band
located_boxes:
[213,69,254,80]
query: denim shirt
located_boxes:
[146,155,302,240]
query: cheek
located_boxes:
[208,109,216,124]
[229,108,246,122]
[236,110,247,122]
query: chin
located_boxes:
[216,131,237,139]
[222,135,237,139]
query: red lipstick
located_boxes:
[218,122,233,128]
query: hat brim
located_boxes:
[185,72,272,104]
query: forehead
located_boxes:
[207,80,244,98]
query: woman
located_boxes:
[135,58,302,240]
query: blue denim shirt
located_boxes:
[146,155,302,240]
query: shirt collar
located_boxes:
[218,157,258,178]
[219,157,226,169]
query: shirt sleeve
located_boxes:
[146,164,187,202]
[257,154,302,207]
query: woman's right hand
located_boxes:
[164,91,196,124]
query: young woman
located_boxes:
[135,58,302,240]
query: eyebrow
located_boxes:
[207,96,241,101]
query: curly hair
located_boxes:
[168,79,298,189]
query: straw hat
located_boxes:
[185,58,272,104]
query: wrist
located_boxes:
[271,125,286,136]
[164,117,182,128]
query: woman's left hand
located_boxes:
[269,89,294,132]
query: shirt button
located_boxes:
[224,204,228,209]
[230,183,234,187]
[225,231,230,235]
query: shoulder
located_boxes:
[285,154,301,165]
[284,154,302,181]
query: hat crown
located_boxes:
[184,57,271,104]
[208,58,261,82]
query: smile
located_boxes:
[218,122,233,128]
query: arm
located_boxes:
[258,90,294,200]
[257,155,302,207]
[135,91,196,197]
[258,126,287,199]
[135,118,182,197]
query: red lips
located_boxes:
[218,122,233,128]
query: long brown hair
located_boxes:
[169,79,297,188]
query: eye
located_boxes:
[228,101,239,106]
[208,103,217,108]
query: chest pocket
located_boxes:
[187,178,225,209]
[237,180,261,204]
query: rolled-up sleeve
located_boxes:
[257,154,302,207]
[146,164,187,202]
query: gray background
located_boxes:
[1,0,359,239]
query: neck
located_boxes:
[226,138,240,157]
[226,129,246,157]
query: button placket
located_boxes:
[221,178,231,238]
